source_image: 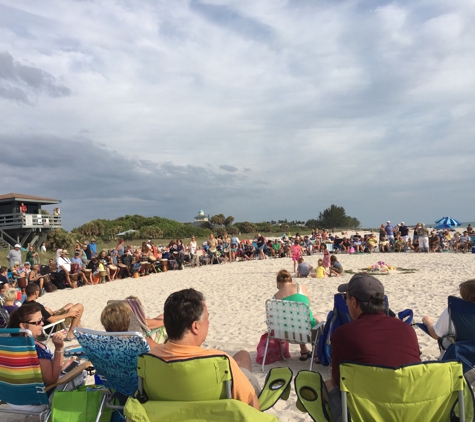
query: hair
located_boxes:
[4,288,18,302]
[163,289,205,340]
[321,244,327,250]
[349,292,386,314]
[100,302,131,332]
[25,283,39,297]
[294,239,299,245]
[317,259,323,266]
[0,266,7,274]
[460,279,475,303]
[298,257,304,263]
[276,269,292,284]
[330,255,338,263]
[7,303,42,330]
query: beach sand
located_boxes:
[4,239,474,421]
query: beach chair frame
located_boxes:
[263,299,324,373]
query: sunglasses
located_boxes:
[25,317,44,326]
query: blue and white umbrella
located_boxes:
[434,217,461,230]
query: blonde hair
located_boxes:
[276,269,292,284]
[4,288,18,302]
[101,302,131,332]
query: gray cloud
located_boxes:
[219,165,238,172]
[0,51,71,103]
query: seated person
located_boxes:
[421,279,475,353]
[329,255,343,277]
[12,261,26,279]
[409,236,420,252]
[429,232,441,252]
[333,236,343,252]
[119,248,133,278]
[394,234,406,252]
[86,257,99,284]
[243,241,254,261]
[365,234,378,253]
[379,235,390,253]
[148,288,261,408]
[70,250,88,285]
[315,259,327,278]
[352,233,363,253]
[272,240,283,258]
[7,304,85,412]
[297,257,313,278]
[0,265,10,287]
[23,284,84,341]
[325,274,420,422]
[28,263,45,292]
[457,232,471,253]
[2,287,20,314]
[340,237,351,253]
[274,269,322,360]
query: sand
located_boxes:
[3,239,474,421]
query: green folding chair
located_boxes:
[124,353,292,422]
[340,361,474,422]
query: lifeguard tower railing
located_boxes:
[0,213,62,249]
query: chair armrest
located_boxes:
[44,361,92,392]
[43,318,66,333]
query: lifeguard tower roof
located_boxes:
[0,193,60,205]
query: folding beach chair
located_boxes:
[317,293,413,366]
[42,318,68,343]
[73,327,150,422]
[339,361,474,422]
[263,299,324,373]
[124,353,292,422]
[0,328,91,422]
[0,309,9,328]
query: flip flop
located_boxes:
[299,351,311,361]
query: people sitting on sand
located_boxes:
[274,270,322,361]
[23,283,84,341]
[394,234,406,252]
[0,266,9,287]
[379,235,390,253]
[352,233,363,253]
[329,255,343,277]
[56,249,72,288]
[315,259,327,278]
[456,231,471,253]
[421,279,475,354]
[297,257,313,278]
[340,237,351,253]
[70,250,88,285]
[366,234,378,253]
[429,231,441,253]
[149,288,261,408]
[97,250,113,281]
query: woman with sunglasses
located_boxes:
[7,304,81,388]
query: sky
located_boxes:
[1,0,475,231]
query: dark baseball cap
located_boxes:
[338,273,384,302]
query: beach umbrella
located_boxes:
[434,217,461,230]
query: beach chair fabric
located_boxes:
[263,299,324,372]
[0,328,92,422]
[294,370,332,422]
[0,309,9,328]
[124,396,279,422]
[129,354,285,421]
[74,327,150,397]
[339,361,473,422]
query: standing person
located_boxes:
[85,239,97,260]
[417,223,430,253]
[208,234,218,263]
[6,244,22,268]
[291,239,302,273]
[322,243,331,272]
[189,236,199,268]
[385,221,395,245]
[325,274,420,422]
[56,249,72,288]
[116,238,125,258]
[25,246,39,266]
[399,222,410,245]
[40,242,47,254]
[148,289,261,409]
[19,203,27,213]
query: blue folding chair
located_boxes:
[318,293,413,366]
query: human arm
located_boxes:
[38,333,65,386]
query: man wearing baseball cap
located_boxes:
[325,273,420,421]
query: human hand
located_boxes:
[68,309,81,318]
[51,332,64,349]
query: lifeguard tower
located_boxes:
[0,193,62,249]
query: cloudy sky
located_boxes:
[1,0,475,230]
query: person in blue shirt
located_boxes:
[385,221,395,245]
[85,239,97,260]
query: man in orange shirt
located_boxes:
[148,288,260,408]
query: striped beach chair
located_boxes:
[0,328,53,421]
[0,328,92,422]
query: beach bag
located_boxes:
[256,332,291,364]
[44,281,57,293]
[52,386,113,422]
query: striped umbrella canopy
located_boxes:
[434,217,461,229]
